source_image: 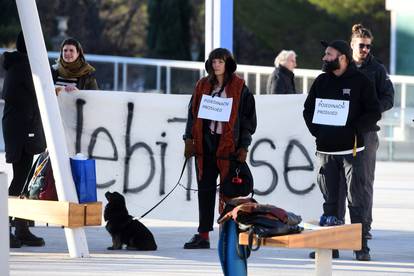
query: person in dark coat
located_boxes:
[51,37,98,94]
[266,50,297,94]
[349,24,394,239]
[183,48,257,249]
[303,40,381,261]
[2,31,46,248]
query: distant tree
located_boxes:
[307,0,386,19]
[147,0,192,60]
[99,0,148,56]
[0,1,20,47]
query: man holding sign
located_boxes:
[303,40,380,261]
[183,48,256,249]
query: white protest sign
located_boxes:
[56,91,321,222]
[312,98,349,126]
[197,94,233,122]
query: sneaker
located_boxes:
[355,250,371,261]
[184,234,210,249]
[10,233,22,248]
[309,249,339,259]
[365,231,373,240]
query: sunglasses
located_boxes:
[359,43,372,50]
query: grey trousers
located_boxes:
[361,131,379,230]
[337,132,378,231]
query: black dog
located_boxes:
[104,191,157,251]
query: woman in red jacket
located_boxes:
[182,48,257,249]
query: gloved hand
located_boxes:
[235,148,248,163]
[184,139,196,158]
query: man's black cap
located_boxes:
[321,40,352,62]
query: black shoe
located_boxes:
[355,250,371,261]
[365,231,372,240]
[309,249,339,259]
[15,231,45,247]
[184,234,210,249]
[14,218,45,247]
[10,233,22,248]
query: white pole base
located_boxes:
[315,248,332,276]
[64,228,90,258]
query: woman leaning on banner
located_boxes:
[182,48,257,249]
[52,37,98,94]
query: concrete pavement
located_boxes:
[7,161,414,275]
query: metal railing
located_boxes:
[1,48,414,160]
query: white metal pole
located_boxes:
[0,173,9,276]
[15,0,89,258]
[205,0,234,58]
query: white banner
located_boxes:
[57,91,322,222]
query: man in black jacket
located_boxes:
[350,24,394,239]
[2,31,46,248]
[303,40,381,261]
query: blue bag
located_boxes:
[70,158,97,203]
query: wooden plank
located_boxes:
[8,197,102,228]
[239,224,361,250]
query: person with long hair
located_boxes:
[182,48,257,249]
[52,38,98,93]
[350,24,394,239]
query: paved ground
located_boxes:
[7,161,414,275]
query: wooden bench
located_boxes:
[239,223,362,276]
[8,197,102,227]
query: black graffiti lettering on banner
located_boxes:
[123,102,155,194]
[249,138,278,195]
[156,132,167,195]
[75,99,85,153]
[74,98,315,198]
[88,127,118,188]
[283,139,316,195]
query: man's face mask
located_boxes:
[322,56,340,72]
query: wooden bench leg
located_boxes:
[315,249,332,276]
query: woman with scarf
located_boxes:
[52,38,98,93]
[183,48,257,249]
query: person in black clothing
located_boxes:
[349,24,394,239]
[303,40,381,261]
[266,50,297,94]
[2,31,46,248]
